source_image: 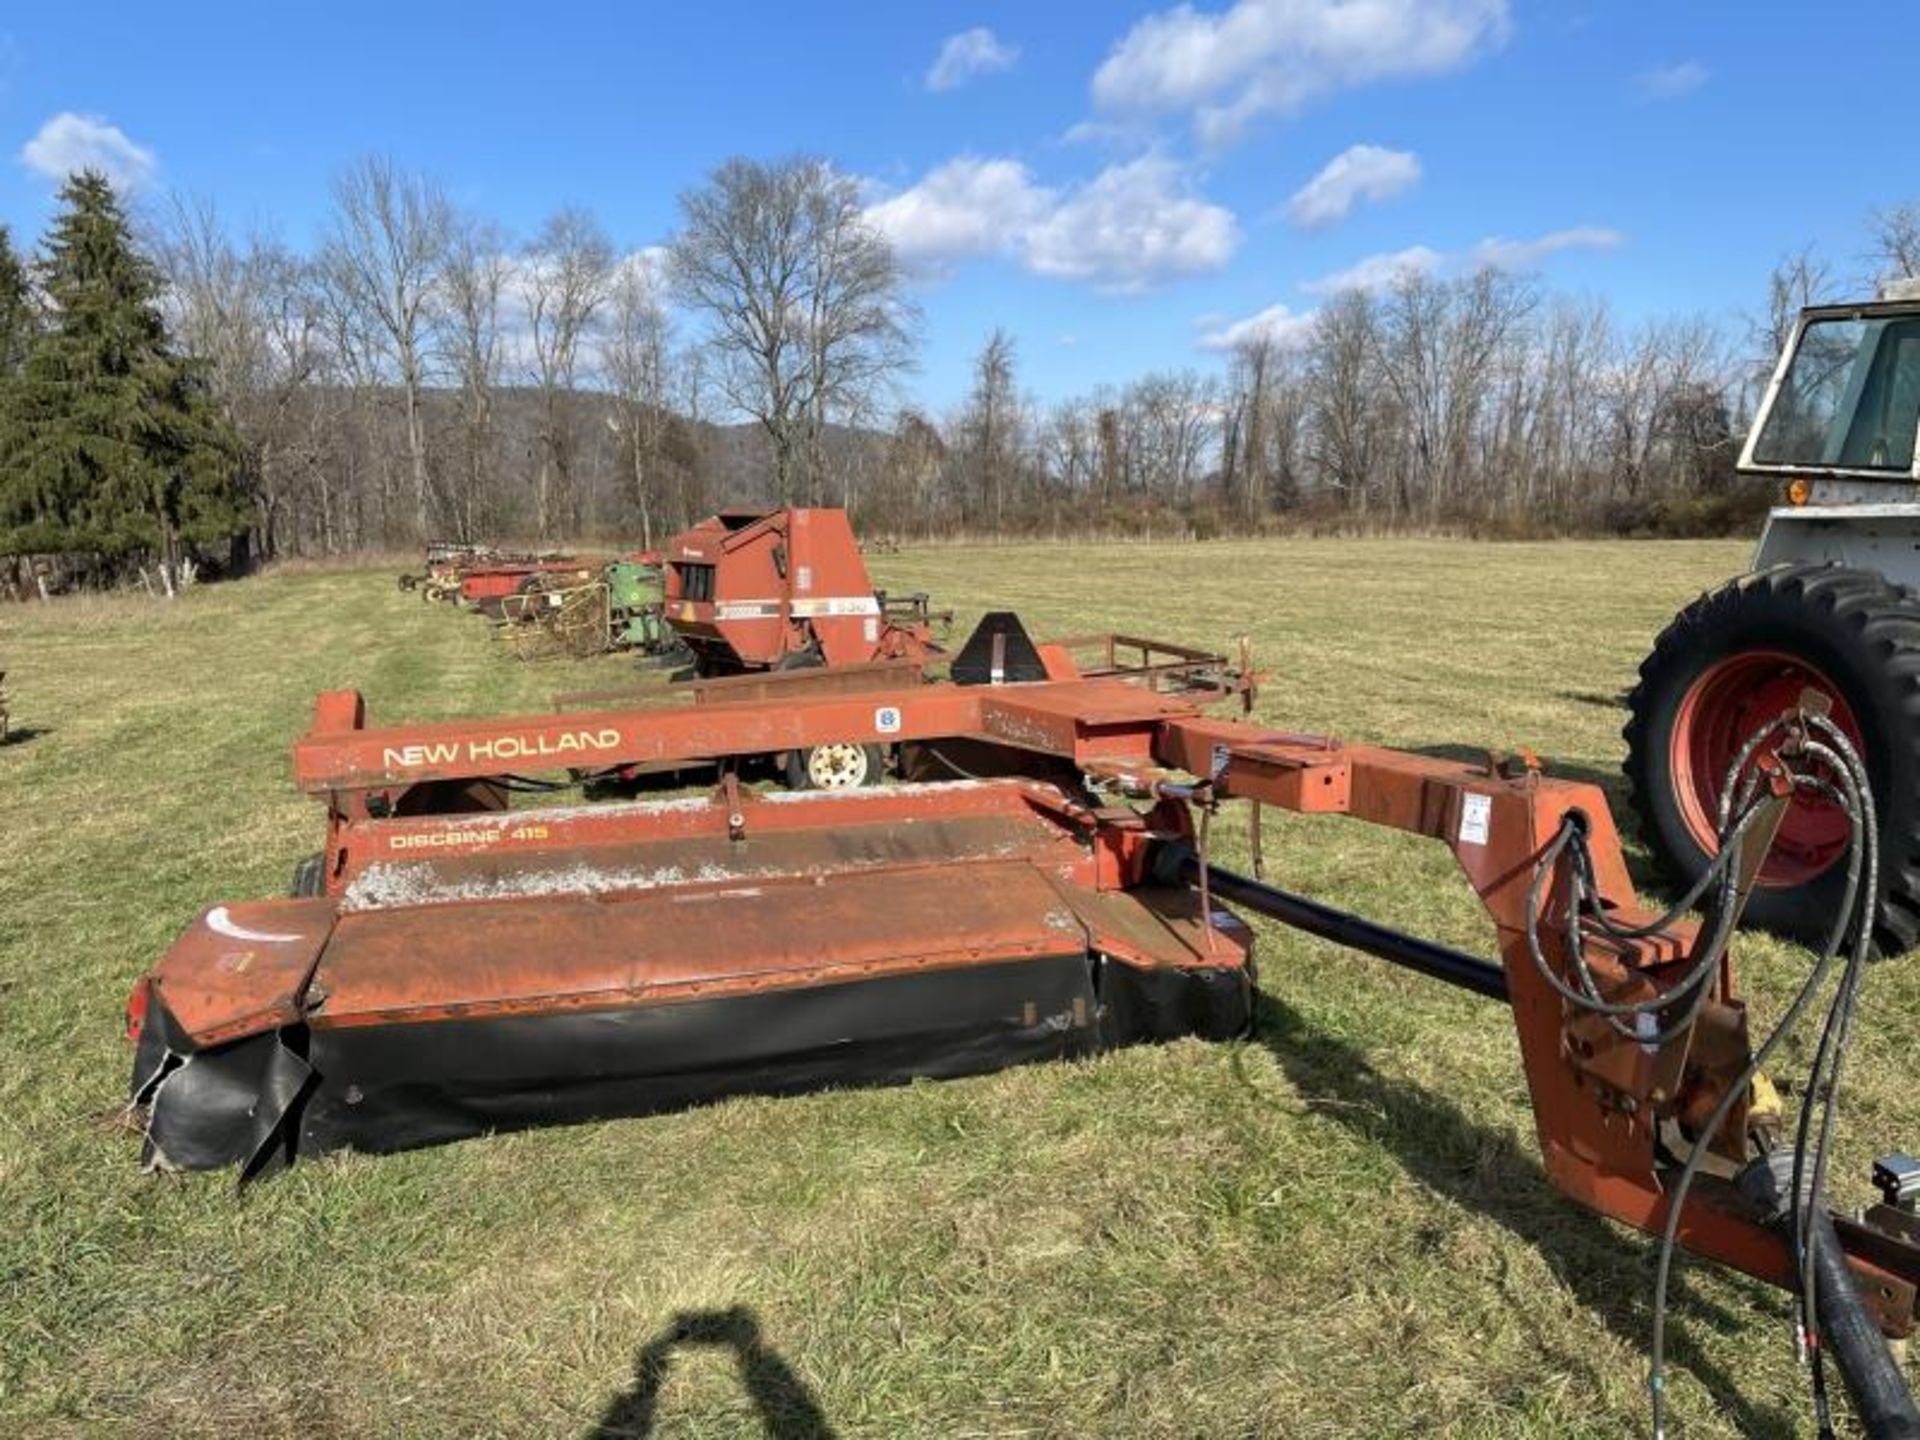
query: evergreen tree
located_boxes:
[0,170,245,578]
[0,225,33,374]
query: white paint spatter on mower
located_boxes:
[205,906,304,944]
[342,858,715,911]
[759,779,991,804]
[373,781,1002,840]
[389,795,720,834]
[340,829,1047,913]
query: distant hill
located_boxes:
[411,385,890,509]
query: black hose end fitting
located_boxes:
[1150,838,1197,889]
[1735,1149,1809,1230]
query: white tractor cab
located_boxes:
[1626,279,1920,951]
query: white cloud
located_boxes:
[1059,117,1156,149]
[1199,302,1319,351]
[1467,226,1624,269]
[1286,144,1420,228]
[866,153,1239,291]
[20,111,156,191]
[1021,155,1239,290]
[1634,61,1707,100]
[1304,227,1622,294]
[1303,244,1445,294]
[618,244,672,289]
[1093,0,1510,146]
[926,27,1019,92]
[865,156,1053,264]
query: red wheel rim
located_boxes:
[1670,650,1865,887]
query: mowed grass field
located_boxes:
[4,537,1916,1438]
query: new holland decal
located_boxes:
[381,727,623,772]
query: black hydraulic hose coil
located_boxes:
[1808,1208,1920,1440]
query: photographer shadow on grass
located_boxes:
[590,1305,836,1440]
[1248,990,1796,1439]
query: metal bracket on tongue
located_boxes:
[715,771,748,842]
[1715,751,1794,938]
[1688,687,1835,957]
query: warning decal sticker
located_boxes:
[1459,792,1492,847]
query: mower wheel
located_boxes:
[770,649,885,789]
[289,852,327,898]
[784,740,885,791]
[1624,563,1920,955]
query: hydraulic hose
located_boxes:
[1808,1207,1920,1440]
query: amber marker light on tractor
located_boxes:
[1785,476,1812,505]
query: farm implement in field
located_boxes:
[399,544,587,608]
[662,506,948,677]
[489,557,675,663]
[404,509,939,674]
[125,609,1920,1435]
[404,543,677,661]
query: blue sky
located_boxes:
[0,2,1913,411]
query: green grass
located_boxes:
[1,537,1909,1437]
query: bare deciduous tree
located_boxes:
[1870,203,1920,283]
[317,157,451,542]
[522,207,614,539]
[1304,288,1385,511]
[669,155,913,504]
[437,214,511,543]
[155,195,330,558]
[958,328,1021,528]
[599,257,674,548]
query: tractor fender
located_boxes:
[1754,503,1920,594]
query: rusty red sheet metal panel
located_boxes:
[292,684,994,793]
[1154,719,1353,813]
[291,675,1223,797]
[141,900,333,1046]
[309,859,1087,1030]
[688,658,929,706]
[972,683,1192,764]
[1048,875,1254,972]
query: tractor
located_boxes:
[1627,279,1920,952]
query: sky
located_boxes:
[0,1,1914,412]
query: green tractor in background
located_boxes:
[606,558,677,657]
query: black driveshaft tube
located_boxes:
[1159,846,1510,1002]
[1810,1208,1920,1438]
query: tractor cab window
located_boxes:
[1754,315,1920,471]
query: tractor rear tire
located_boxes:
[1624,564,1920,955]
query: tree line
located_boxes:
[3,156,1917,585]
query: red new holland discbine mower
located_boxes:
[125,612,1920,1434]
